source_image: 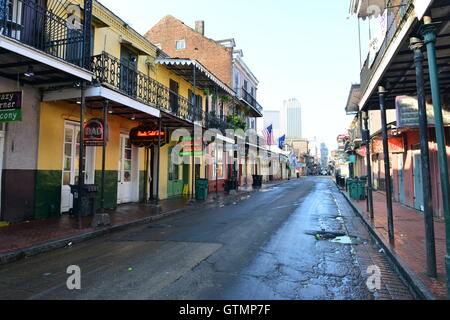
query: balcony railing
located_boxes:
[0,0,85,67]
[92,52,232,130]
[241,87,263,114]
[360,0,413,95]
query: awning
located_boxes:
[349,0,387,20]
[345,84,362,115]
[155,58,235,96]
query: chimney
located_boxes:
[195,21,204,36]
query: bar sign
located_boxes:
[0,91,22,122]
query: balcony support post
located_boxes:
[82,0,93,70]
[410,37,437,278]
[421,17,450,297]
[378,85,395,245]
[363,112,374,220]
[77,81,87,229]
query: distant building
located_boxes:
[281,98,302,139]
[320,143,329,167]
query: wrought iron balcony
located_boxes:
[0,0,85,67]
[240,87,263,115]
[359,0,413,96]
[91,51,231,129]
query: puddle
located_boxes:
[331,236,364,245]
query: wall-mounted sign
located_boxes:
[396,95,450,128]
[84,118,106,147]
[372,137,404,154]
[0,91,22,122]
[130,124,168,148]
[356,146,368,158]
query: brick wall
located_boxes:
[145,15,233,87]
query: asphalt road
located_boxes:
[0,177,412,300]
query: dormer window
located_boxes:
[176,40,185,50]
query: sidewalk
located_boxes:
[0,179,290,264]
[343,188,447,299]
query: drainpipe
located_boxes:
[421,17,450,297]
[363,112,375,220]
[100,99,109,212]
[77,81,86,229]
[410,37,437,278]
[378,85,395,245]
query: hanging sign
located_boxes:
[396,95,450,128]
[0,91,22,122]
[84,118,106,147]
[130,124,168,148]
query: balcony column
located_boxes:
[82,0,93,70]
[156,118,162,203]
[362,112,374,219]
[378,85,395,245]
[100,99,109,212]
[410,37,437,278]
[421,17,450,297]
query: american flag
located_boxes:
[263,124,275,146]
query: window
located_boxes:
[243,80,248,91]
[251,87,254,97]
[176,40,185,50]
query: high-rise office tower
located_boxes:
[281,98,302,139]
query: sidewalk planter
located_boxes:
[195,179,209,201]
[69,185,100,217]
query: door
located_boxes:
[169,80,179,114]
[61,122,95,213]
[0,128,4,216]
[120,46,137,97]
[398,155,405,204]
[413,151,424,211]
[117,134,133,204]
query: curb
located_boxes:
[339,186,436,300]
[0,179,291,266]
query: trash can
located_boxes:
[355,179,367,200]
[195,179,209,200]
[225,178,238,193]
[252,175,263,188]
[69,184,100,217]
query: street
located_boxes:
[0,178,412,300]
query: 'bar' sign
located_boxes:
[0,91,22,122]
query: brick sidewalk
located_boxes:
[349,190,447,299]
[0,180,289,257]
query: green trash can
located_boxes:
[355,180,367,200]
[195,179,209,200]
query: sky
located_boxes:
[99,0,365,151]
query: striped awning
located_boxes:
[155,58,235,96]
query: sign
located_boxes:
[372,137,404,154]
[0,91,22,122]
[84,118,106,147]
[396,95,450,128]
[368,10,388,68]
[130,124,167,148]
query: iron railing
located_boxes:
[241,87,263,114]
[360,0,413,96]
[0,0,85,67]
[92,52,232,129]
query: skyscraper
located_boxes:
[281,98,302,139]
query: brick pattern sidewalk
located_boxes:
[350,190,447,299]
[0,180,288,256]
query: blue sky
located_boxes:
[99,0,366,150]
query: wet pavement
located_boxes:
[0,177,413,300]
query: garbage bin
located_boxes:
[355,179,367,200]
[195,179,209,200]
[252,175,263,188]
[225,178,238,193]
[69,184,100,217]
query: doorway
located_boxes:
[413,151,424,211]
[60,121,95,213]
[120,46,138,97]
[117,133,136,204]
[398,154,405,205]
